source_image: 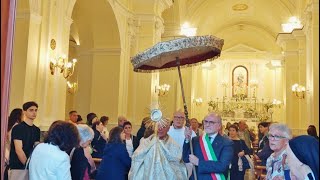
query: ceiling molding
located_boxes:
[223,44,264,53]
[220,43,268,60]
[79,48,122,56]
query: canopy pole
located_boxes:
[176,57,197,180]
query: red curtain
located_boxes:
[1,0,16,179]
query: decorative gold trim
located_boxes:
[232,4,248,11]
[50,39,56,50]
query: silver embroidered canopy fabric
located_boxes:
[131,35,224,72]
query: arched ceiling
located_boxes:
[163,0,301,53]
[189,0,295,36]
[71,0,120,50]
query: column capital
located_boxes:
[155,0,174,16]
[128,17,141,48]
[276,33,299,51]
[155,17,164,42]
[30,0,41,15]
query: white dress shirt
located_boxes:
[168,126,196,148]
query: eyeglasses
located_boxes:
[203,120,219,126]
[174,116,185,120]
[267,134,287,140]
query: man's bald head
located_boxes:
[172,110,185,129]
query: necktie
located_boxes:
[209,137,213,144]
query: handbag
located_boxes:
[8,169,29,180]
[241,156,250,170]
[8,156,31,180]
[239,140,251,170]
[8,143,39,180]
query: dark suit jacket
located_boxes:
[96,143,131,180]
[70,148,91,180]
[183,134,234,180]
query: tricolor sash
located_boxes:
[199,134,226,180]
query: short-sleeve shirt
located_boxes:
[9,121,40,169]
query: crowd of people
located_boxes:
[3,101,319,180]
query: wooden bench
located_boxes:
[253,154,266,179]
[254,165,266,180]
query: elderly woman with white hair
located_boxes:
[265,123,292,180]
[70,124,95,180]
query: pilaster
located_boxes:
[276,33,300,133]
[302,0,319,130]
[127,13,161,122]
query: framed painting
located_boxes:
[232,65,248,98]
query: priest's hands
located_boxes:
[189,154,199,166]
[185,127,192,140]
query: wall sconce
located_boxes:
[194,98,203,106]
[49,39,77,79]
[180,22,197,37]
[291,83,305,99]
[49,56,77,79]
[272,99,282,108]
[155,84,170,96]
[67,81,78,94]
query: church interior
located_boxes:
[1,0,319,179]
[3,0,319,141]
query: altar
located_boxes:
[208,96,276,132]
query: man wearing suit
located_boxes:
[183,113,233,180]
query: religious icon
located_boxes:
[232,65,248,99]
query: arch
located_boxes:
[66,0,121,119]
[214,24,282,52]
[71,0,120,50]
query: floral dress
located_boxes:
[266,150,290,180]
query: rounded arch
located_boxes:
[213,24,281,52]
[232,65,249,98]
[186,0,296,40]
[70,0,120,50]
